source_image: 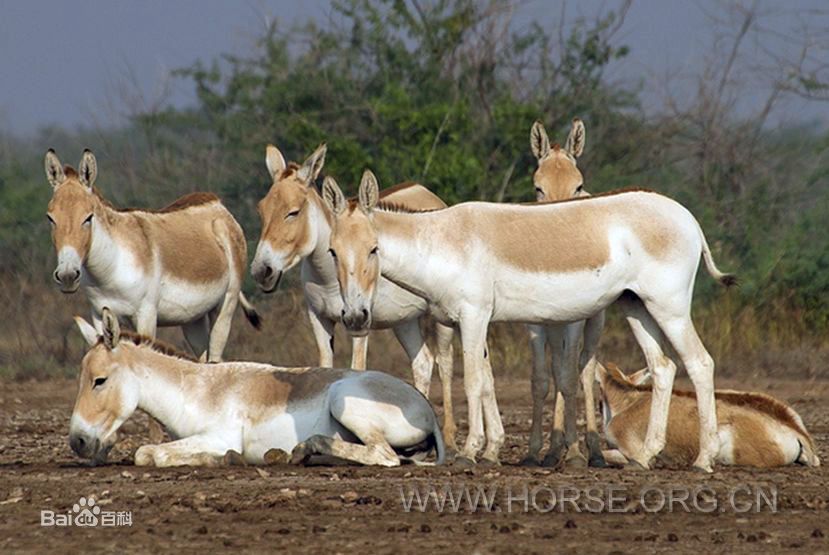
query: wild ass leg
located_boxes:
[651,310,718,472]
[206,290,240,362]
[134,306,165,443]
[480,342,505,464]
[580,312,607,467]
[434,322,457,456]
[393,318,435,395]
[618,295,676,469]
[457,314,490,464]
[350,335,369,370]
[522,324,549,466]
[543,323,583,467]
[290,434,400,467]
[308,307,336,367]
[135,435,237,467]
[182,316,210,361]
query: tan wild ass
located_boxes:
[45,149,259,362]
[249,144,458,452]
[596,363,820,468]
[70,308,445,467]
[520,118,609,467]
[323,171,734,471]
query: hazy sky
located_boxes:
[1,0,826,135]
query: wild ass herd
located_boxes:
[45,119,819,471]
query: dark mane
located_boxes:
[605,363,811,441]
[94,188,219,214]
[279,162,301,179]
[64,166,78,178]
[372,186,658,214]
[111,330,198,362]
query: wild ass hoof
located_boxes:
[264,448,291,465]
[541,451,563,468]
[564,451,588,469]
[290,442,313,466]
[453,456,476,467]
[519,455,541,467]
[542,431,567,467]
[624,459,649,471]
[478,457,500,468]
[692,463,714,474]
[223,450,247,466]
[585,432,607,468]
[442,446,458,464]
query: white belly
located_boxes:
[156,277,229,325]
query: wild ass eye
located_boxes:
[285,209,300,219]
[575,185,584,194]
[46,214,55,226]
[93,377,107,388]
[328,248,337,259]
[83,214,94,226]
[369,246,379,256]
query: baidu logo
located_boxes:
[41,496,132,527]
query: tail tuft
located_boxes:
[719,274,739,288]
[239,292,262,330]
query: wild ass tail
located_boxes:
[699,226,737,287]
[238,292,262,330]
[432,418,446,465]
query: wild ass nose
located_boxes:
[251,260,281,293]
[54,268,81,292]
[341,307,370,333]
[69,432,97,459]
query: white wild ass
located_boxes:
[249,144,458,452]
[70,309,445,467]
[323,171,734,471]
[521,118,608,467]
[45,149,259,362]
[596,363,820,468]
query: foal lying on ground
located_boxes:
[597,363,820,468]
[69,309,445,467]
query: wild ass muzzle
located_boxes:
[250,143,459,454]
[45,149,259,362]
[69,308,444,467]
[596,363,820,468]
[323,170,735,471]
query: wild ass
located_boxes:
[45,149,259,362]
[322,171,734,471]
[596,363,820,468]
[520,118,608,467]
[249,144,458,452]
[70,308,445,467]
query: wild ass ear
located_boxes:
[322,176,347,216]
[358,170,379,213]
[297,143,327,184]
[101,308,120,351]
[74,316,100,347]
[44,149,66,189]
[530,121,550,160]
[78,149,97,189]
[265,144,287,180]
[564,118,585,158]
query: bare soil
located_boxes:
[1,376,827,554]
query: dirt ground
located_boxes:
[1,376,827,554]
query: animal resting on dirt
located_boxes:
[597,363,820,468]
[69,308,445,467]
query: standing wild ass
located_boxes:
[45,149,259,362]
[596,363,820,468]
[520,118,608,467]
[70,308,445,467]
[322,171,734,471]
[249,144,458,452]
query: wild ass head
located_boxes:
[251,144,327,293]
[44,149,101,293]
[321,171,381,335]
[69,308,140,463]
[530,118,587,201]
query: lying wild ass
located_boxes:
[70,308,445,467]
[521,118,608,467]
[45,149,259,362]
[249,144,458,451]
[323,171,734,471]
[597,363,820,468]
